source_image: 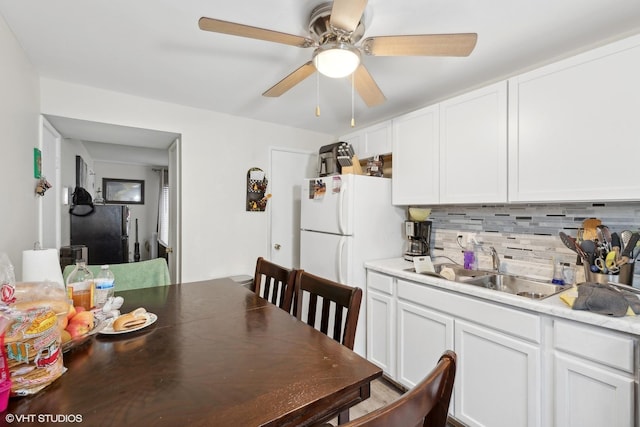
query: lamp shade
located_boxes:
[22,248,64,287]
[313,44,361,78]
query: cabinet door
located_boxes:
[367,289,395,377]
[340,121,392,160]
[555,353,634,427]
[363,122,392,159]
[439,82,507,203]
[508,35,640,202]
[340,131,362,158]
[396,300,454,390]
[454,320,541,427]
[392,105,439,205]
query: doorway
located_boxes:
[268,147,316,269]
[42,115,181,281]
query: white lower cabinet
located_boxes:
[366,271,396,378]
[454,320,541,427]
[553,320,636,427]
[365,269,638,426]
[367,288,395,377]
[396,300,454,389]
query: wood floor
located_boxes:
[325,377,464,426]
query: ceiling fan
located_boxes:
[198,0,477,107]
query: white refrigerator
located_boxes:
[300,174,405,356]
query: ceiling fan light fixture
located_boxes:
[313,43,361,78]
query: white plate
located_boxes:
[99,313,157,335]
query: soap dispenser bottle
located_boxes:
[463,235,478,270]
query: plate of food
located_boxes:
[99,308,157,335]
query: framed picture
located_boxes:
[76,155,87,188]
[103,178,145,204]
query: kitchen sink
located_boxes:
[404,263,493,282]
[463,274,566,300]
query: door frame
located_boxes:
[168,138,181,283]
[39,116,62,249]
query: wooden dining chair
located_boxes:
[338,351,457,427]
[252,257,297,313]
[293,270,362,351]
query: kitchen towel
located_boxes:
[572,283,640,317]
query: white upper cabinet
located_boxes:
[392,105,440,205]
[439,82,508,203]
[340,121,392,160]
[508,35,640,202]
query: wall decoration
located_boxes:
[103,178,145,204]
[75,155,87,189]
[246,168,269,212]
[33,148,42,179]
[35,177,51,196]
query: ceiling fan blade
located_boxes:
[199,17,315,48]
[263,62,317,97]
[353,64,386,107]
[330,0,368,33]
[362,33,478,57]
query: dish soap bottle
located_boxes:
[463,235,478,270]
[94,265,115,309]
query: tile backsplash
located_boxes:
[422,202,640,285]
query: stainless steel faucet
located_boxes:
[489,246,501,272]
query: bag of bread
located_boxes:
[3,306,65,396]
[0,254,69,396]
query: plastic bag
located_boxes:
[0,253,67,396]
[0,253,16,304]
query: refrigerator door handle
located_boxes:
[337,235,347,284]
[337,181,347,235]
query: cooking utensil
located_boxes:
[595,256,618,274]
[559,232,578,253]
[617,232,640,266]
[559,231,589,263]
[580,240,597,266]
[596,225,611,252]
[621,230,633,250]
[605,250,619,270]
[581,218,601,241]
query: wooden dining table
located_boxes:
[4,278,382,426]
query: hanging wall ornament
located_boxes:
[35,177,52,196]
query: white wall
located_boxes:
[0,14,40,279]
[40,79,332,282]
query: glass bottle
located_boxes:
[552,261,565,285]
[66,260,94,309]
[94,265,115,309]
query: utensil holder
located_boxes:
[583,263,634,286]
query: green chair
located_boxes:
[63,258,171,291]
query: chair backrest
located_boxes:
[294,270,362,350]
[63,258,171,291]
[252,257,297,313]
[342,351,457,427]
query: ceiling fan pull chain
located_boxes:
[350,73,355,127]
[316,69,321,117]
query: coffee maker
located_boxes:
[404,220,432,261]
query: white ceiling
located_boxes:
[3,0,640,139]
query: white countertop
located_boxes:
[365,257,640,337]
